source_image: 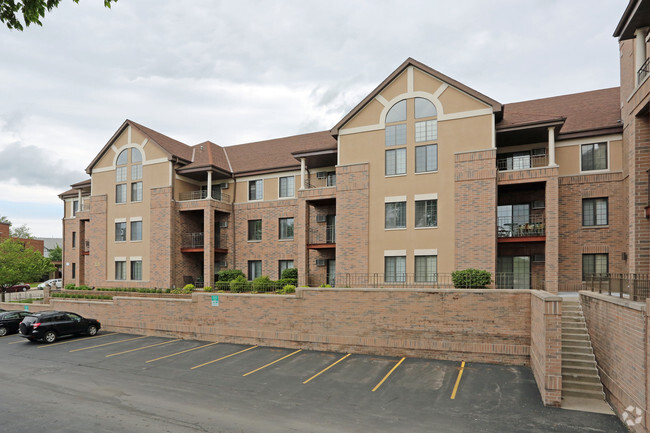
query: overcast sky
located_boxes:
[0,0,625,238]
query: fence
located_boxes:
[3,290,44,302]
[584,273,650,302]
[178,189,230,202]
[316,273,540,289]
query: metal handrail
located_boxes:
[308,225,336,244]
[497,214,545,238]
[638,57,650,85]
[584,273,650,302]
[496,154,548,171]
[179,190,230,202]
[181,232,228,249]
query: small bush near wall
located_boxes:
[230,276,250,293]
[451,269,492,288]
[217,269,245,282]
[52,293,112,300]
[281,268,298,280]
[279,285,296,294]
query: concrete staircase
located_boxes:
[561,298,607,402]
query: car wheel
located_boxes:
[22,287,27,292]
[43,331,57,344]
[0,327,6,337]
[87,325,98,336]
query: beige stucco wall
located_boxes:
[338,67,494,275]
[556,138,623,176]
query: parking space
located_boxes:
[0,331,627,433]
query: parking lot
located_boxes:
[0,331,626,433]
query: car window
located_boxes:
[5,313,19,320]
[66,313,82,322]
[22,316,38,325]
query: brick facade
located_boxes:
[530,291,562,406]
[335,163,369,277]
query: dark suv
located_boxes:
[0,311,32,336]
[19,311,101,343]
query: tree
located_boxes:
[0,0,117,31]
[49,244,62,262]
[10,224,33,239]
[0,215,10,225]
[0,238,54,301]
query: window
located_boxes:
[385,124,407,147]
[131,148,142,163]
[326,171,336,187]
[248,260,262,280]
[386,148,406,176]
[415,120,437,142]
[131,260,142,281]
[279,176,294,198]
[130,221,142,241]
[116,166,127,182]
[581,143,607,171]
[386,100,406,123]
[249,180,263,201]
[248,219,262,241]
[115,261,126,280]
[385,256,406,282]
[116,149,128,166]
[415,97,437,119]
[279,217,294,240]
[131,182,143,202]
[415,200,437,227]
[582,254,608,280]
[279,260,294,278]
[72,231,77,248]
[131,164,142,180]
[72,200,79,216]
[71,263,76,279]
[385,202,406,229]
[583,198,608,226]
[115,222,126,242]
[415,255,437,282]
[116,184,126,204]
[415,144,438,173]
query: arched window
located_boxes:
[116,149,128,166]
[415,98,437,119]
[131,148,142,163]
[385,100,407,123]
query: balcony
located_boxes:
[639,57,650,85]
[497,214,545,241]
[179,189,230,202]
[82,240,90,255]
[308,225,335,248]
[181,232,228,252]
[305,172,336,189]
[497,153,548,171]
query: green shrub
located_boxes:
[252,276,273,292]
[217,269,245,282]
[451,269,492,288]
[64,283,76,290]
[77,285,93,291]
[203,286,213,292]
[230,275,250,293]
[278,284,296,294]
[319,284,332,288]
[277,278,297,287]
[280,267,298,280]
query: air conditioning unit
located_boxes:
[532,200,545,209]
[316,172,327,179]
[532,254,545,262]
[220,183,229,189]
[216,260,228,267]
[316,215,327,223]
[315,259,326,266]
[219,221,228,228]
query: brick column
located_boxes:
[204,206,215,288]
[296,198,309,287]
[531,291,562,406]
[545,174,559,293]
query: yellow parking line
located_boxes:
[8,339,26,344]
[450,361,466,399]
[146,341,219,363]
[106,339,182,358]
[191,346,258,370]
[70,336,148,352]
[243,349,302,377]
[38,333,117,348]
[372,357,406,392]
[303,353,351,384]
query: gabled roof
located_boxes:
[177,141,232,175]
[85,119,193,174]
[498,87,621,139]
[331,57,503,135]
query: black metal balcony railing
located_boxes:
[497,215,545,238]
[308,225,336,244]
[585,273,650,302]
[181,232,228,249]
[83,240,90,251]
[179,189,230,202]
[312,273,541,289]
[638,57,650,85]
[496,154,548,171]
[305,174,336,189]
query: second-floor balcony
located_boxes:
[497,214,545,239]
[308,225,336,247]
[497,153,548,171]
[82,240,90,255]
[305,172,336,189]
[181,232,228,252]
[639,57,650,85]
[179,189,230,202]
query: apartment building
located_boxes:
[60,1,650,292]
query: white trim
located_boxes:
[278,175,296,199]
[385,195,407,203]
[114,218,126,223]
[431,83,449,100]
[143,157,169,166]
[114,257,126,262]
[407,66,414,93]
[175,173,203,186]
[414,249,438,256]
[438,108,492,121]
[554,134,622,148]
[235,170,301,183]
[129,256,142,261]
[381,92,444,124]
[127,125,131,144]
[92,166,113,174]
[336,136,341,166]
[491,113,496,149]
[339,124,384,136]
[111,144,119,154]
[414,193,438,201]
[375,94,389,106]
[384,250,407,256]
[130,216,143,222]
[141,138,148,148]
